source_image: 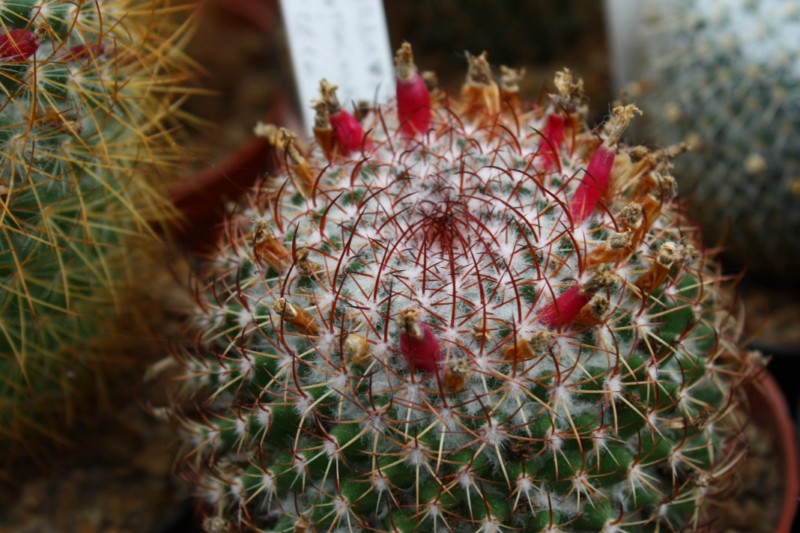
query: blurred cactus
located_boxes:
[173,45,751,532]
[615,0,800,278]
[0,0,194,451]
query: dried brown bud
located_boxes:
[603,104,642,147]
[421,70,439,93]
[444,358,472,390]
[397,307,423,340]
[465,51,493,85]
[607,231,633,250]
[619,203,644,230]
[499,65,525,93]
[253,221,291,273]
[574,293,611,328]
[253,122,281,144]
[550,68,585,111]
[319,79,341,114]
[656,242,680,268]
[583,265,617,294]
[344,333,370,365]
[461,51,500,117]
[503,331,551,362]
[294,247,323,277]
[273,298,319,336]
[471,320,492,341]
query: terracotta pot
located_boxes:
[746,370,799,532]
[170,137,275,252]
[170,0,290,252]
[169,83,302,252]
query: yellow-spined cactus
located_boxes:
[0,0,194,452]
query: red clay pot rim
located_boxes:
[169,0,296,252]
[747,369,799,532]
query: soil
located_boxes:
[741,282,800,348]
[0,405,188,533]
[0,246,195,531]
[717,421,784,532]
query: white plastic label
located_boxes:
[280,0,395,133]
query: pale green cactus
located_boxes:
[615,0,800,278]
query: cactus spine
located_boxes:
[175,44,751,532]
[0,0,193,449]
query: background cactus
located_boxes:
[612,0,800,278]
[174,45,751,532]
[0,0,193,452]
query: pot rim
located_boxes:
[747,369,799,532]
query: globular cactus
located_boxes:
[175,44,751,532]
[615,0,800,278]
[0,1,192,450]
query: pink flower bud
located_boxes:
[397,308,441,372]
[537,285,590,328]
[395,42,431,138]
[569,144,616,223]
[537,114,565,171]
[330,109,370,154]
[0,29,38,61]
[397,73,430,137]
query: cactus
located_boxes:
[174,44,751,532]
[0,1,193,450]
[617,0,800,277]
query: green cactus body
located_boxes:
[627,0,800,277]
[0,1,192,447]
[176,48,749,532]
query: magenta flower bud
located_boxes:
[537,113,566,171]
[397,308,441,372]
[0,29,38,61]
[570,105,641,223]
[395,42,431,137]
[538,285,590,328]
[330,108,369,154]
[397,73,431,137]
[569,144,616,223]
